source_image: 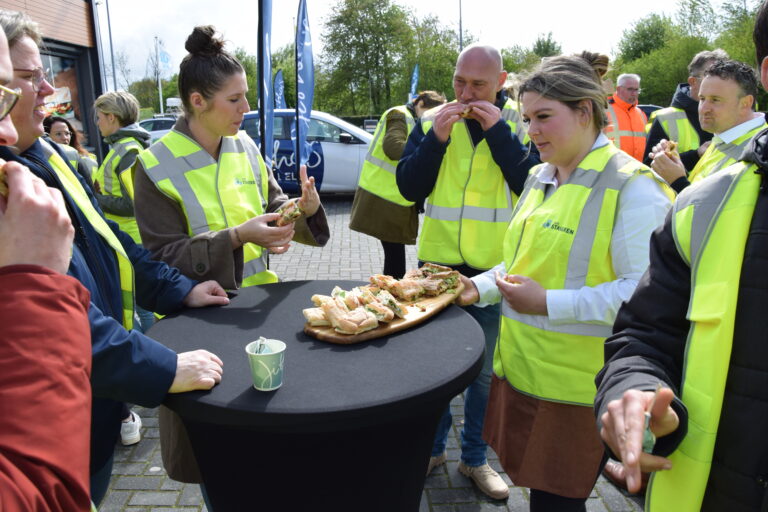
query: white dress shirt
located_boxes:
[472,134,671,326]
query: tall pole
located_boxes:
[459,0,463,51]
[155,36,164,114]
[105,0,117,90]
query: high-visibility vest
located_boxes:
[687,122,767,183]
[648,107,701,153]
[496,143,672,405]
[605,95,647,161]
[646,161,758,511]
[357,105,415,207]
[92,136,143,243]
[55,142,98,182]
[138,129,277,287]
[417,98,526,269]
[39,138,136,330]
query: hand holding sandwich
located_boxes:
[230,213,294,253]
[432,102,468,143]
[466,100,502,132]
[649,140,686,185]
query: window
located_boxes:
[307,119,341,142]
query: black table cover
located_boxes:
[151,280,484,511]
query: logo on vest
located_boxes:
[234,177,257,186]
[542,219,574,235]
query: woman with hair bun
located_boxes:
[132,24,329,493]
[456,55,672,510]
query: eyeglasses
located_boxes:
[622,87,642,94]
[0,84,21,121]
[13,67,51,93]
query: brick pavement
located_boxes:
[102,196,644,511]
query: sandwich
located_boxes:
[321,297,379,335]
[303,307,331,327]
[664,141,679,159]
[459,105,474,118]
[275,199,304,227]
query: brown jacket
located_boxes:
[349,108,418,245]
[134,116,330,290]
[134,117,330,482]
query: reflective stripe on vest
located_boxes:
[93,136,143,243]
[605,102,647,160]
[496,143,671,405]
[139,129,276,287]
[39,139,135,330]
[357,105,415,206]
[417,98,520,269]
[649,107,700,153]
[647,162,757,511]
[688,122,767,183]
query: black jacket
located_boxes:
[643,83,713,171]
[596,128,768,511]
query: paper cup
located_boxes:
[245,338,286,391]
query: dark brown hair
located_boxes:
[178,26,244,114]
[755,1,768,67]
[44,116,88,156]
[414,90,446,110]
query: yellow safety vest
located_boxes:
[418,98,526,269]
[496,143,672,405]
[357,105,415,207]
[92,136,143,243]
[688,122,767,183]
[648,107,701,153]
[138,129,277,287]
[40,139,136,330]
[646,161,759,511]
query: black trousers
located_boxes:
[381,240,406,278]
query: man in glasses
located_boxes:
[605,73,648,161]
[0,9,231,506]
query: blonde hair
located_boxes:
[94,91,140,127]
[0,10,42,48]
[518,55,609,132]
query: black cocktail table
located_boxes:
[151,280,484,511]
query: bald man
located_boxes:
[396,44,539,500]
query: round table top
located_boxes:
[152,280,485,430]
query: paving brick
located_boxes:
[113,462,148,475]
[128,491,178,506]
[586,497,610,512]
[455,502,510,511]
[429,488,483,503]
[113,476,164,490]
[98,490,131,511]
[178,484,204,507]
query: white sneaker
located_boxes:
[120,411,142,446]
[458,461,510,500]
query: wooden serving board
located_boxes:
[303,281,465,344]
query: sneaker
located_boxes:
[426,452,447,476]
[120,411,142,446]
[457,461,510,500]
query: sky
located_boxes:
[96,0,722,86]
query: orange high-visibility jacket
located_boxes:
[604,93,648,161]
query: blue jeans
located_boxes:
[431,302,500,467]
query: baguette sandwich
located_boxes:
[275,199,304,227]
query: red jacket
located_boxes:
[605,93,648,161]
[0,265,92,512]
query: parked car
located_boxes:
[241,109,372,194]
[139,116,176,143]
[638,104,663,119]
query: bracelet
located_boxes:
[233,227,244,245]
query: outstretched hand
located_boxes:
[297,165,320,217]
[600,387,680,493]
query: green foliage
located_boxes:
[235,48,259,109]
[404,16,464,103]
[532,33,561,58]
[675,0,718,40]
[320,0,414,115]
[618,14,673,62]
[502,45,540,74]
[616,35,709,106]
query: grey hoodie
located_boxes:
[95,123,152,217]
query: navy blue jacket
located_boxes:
[0,140,196,472]
[396,96,540,277]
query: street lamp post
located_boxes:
[459,0,463,51]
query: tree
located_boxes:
[531,33,561,58]
[617,14,673,62]
[675,0,718,40]
[502,45,539,74]
[321,0,414,115]
[234,48,259,108]
[404,15,465,103]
